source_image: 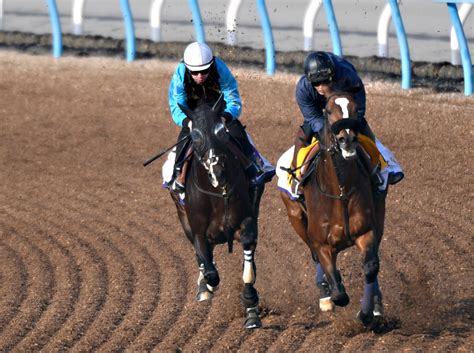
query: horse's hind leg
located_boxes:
[239,217,261,329]
[313,259,334,312]
[355,231,382,326]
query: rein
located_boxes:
[316,124,357,247]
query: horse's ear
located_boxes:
[178,103,193,120]
[212,94,225,113]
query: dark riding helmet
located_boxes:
[304,51,335,84]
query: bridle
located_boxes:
[191,150,237,199]
[313,94,363,246]
[190,122,243,254]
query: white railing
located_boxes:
[450,3,472,65]
[149,0,165,42]
[71,0,86,35]
[226,0,242,46]
[1,0,471,94]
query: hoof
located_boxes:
[373,297,384,317]
[373,306,384,318]
[196,280,215,302]
[332,292,350,307]
[319,297,335,312]
[357,310,374,327]
[244,307,262,329]
[196,290,213,302]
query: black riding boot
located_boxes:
[170,127,190,193]
[359,122,385,189]
[225,120,261,179]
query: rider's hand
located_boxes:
[183,118,192,130]
[221,112,233,124]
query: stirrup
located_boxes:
[388,171,404,185]
[371,168,384,188]
[171,179,185,193]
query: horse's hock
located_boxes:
[0,51,472,352]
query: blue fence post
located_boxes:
[188,0,205,43]
[47,0,62,58]
[446,2,472,96]
[388,0,411,89]
[322,0,342,56]
[256,0,275,75]
[120,0,136,62]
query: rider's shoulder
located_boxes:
[296,75,313,91]
[213,57,230,72]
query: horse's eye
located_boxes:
[191,129,204,145]
[213,122,229,142]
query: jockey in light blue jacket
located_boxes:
[167,42,275,194]
[169,56,242,128]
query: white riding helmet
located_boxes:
[183,42,214,71]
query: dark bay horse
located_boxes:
[281,92,386,327]
[170,96,265,329]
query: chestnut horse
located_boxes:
[281,92,386,326]
[171,95,265,329]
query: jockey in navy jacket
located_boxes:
[290,51,404,191]
[295,52,366,137]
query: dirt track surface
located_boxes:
[1,51,472,352]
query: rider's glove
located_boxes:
[183,117,192,130]
[221,112,233,124]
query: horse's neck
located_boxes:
[318,149,360,191]
[192,154,247,190]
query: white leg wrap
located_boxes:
[242,250,255,284]
[197,265,205,285]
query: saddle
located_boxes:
[291,134,387,195]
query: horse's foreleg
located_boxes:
[314,245,349,307]
[193,235,220,291]
[239,217,261,329]
[355,231,383,326]
[194,254,216,301]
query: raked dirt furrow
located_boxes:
[3,199,109,352]
[1,207,81,351]
[0,223,55,351]
[0,232,28,335]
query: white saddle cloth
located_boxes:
[276,140,403,197]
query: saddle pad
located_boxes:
[162,149,186,204]
[276,146,300,200]
[358,134,388,170]
[161,149,176,186]
[296,138,319,179]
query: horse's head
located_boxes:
[322,92,360,159]
[178,95,231,188]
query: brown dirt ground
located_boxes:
[0,51,472,352]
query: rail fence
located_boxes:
[2,0,472,95]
